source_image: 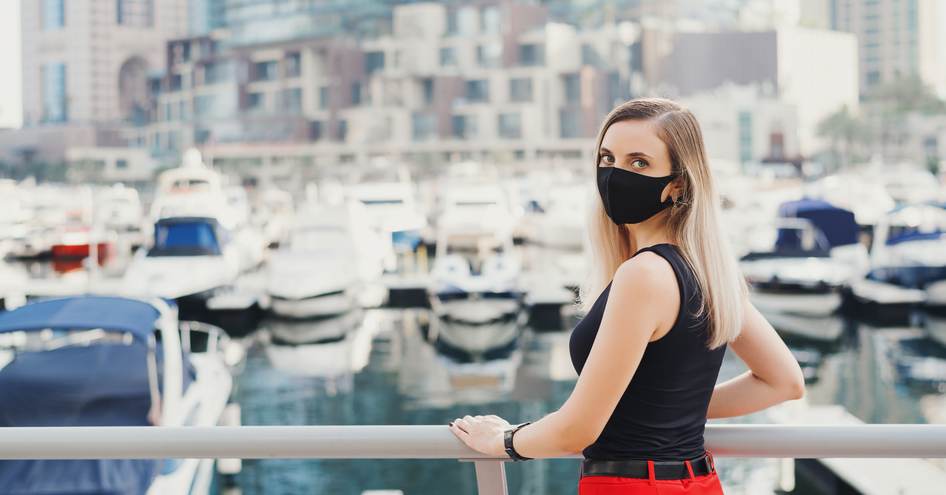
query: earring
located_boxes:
[673,196,688,208]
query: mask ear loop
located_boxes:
[670,172,689,209]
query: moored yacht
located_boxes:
[266,201,386,319]
[740,199,868,317]
[0,295,239,495]
[845,203,946,321]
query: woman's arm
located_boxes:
[507,253,677,458]
[706,299,805,419]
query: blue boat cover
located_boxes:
[776,199,859,250]
[0,296,160,343]
[0,297,197,494]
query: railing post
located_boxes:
[460,459,508,495]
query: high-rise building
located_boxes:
[21,0,189,126]
[2,0,189,164]
[831,0,946,97]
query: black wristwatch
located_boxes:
[503,421,533,461]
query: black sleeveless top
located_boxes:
[568,243,726,461]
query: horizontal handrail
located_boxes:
[2,424,946,459]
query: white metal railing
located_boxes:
[2,425,946,495]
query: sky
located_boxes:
[0,0,22,128]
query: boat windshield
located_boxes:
[886,207,946,245]
[148,221,221,256]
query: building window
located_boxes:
[465,79,489,103]
[247,92,265,111]
[319,86,329,110]
[451,114,477,139]
[769,132,785,160]
[309,120,323,141]
[422,78,434,105]
[194,94,217,118]
[608,72,625,105]
[203,61,231,85]
[476,43,501,68]
[337,119,348,141]
[252,61,278,82]
[115,159,128,170]
[481,6,501,34]
[498,112,521,139]
[194,128,211,144]
[581,44,599,66]
[738,111,753,164]
[43,0,65,30]
[116,0,153,27]
[281,88,302,113]
[365,51,385,74]
[446,9,458,35]
[169,73,183,92]
[559,108,580,138]
[285,51,301,78]
[351,82,362,105]
[509,77,532,103]
[412,112,437,141]
[518,44,543,66]
[440,46,457,67]
[562,73,580,103]
[41,63,67,123]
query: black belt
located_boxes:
[580,453,716,480]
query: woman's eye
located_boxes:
[599,154,615,166]
[630,159,648,169]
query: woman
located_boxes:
[448,97,805,494]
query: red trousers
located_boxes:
[577,457,724,494]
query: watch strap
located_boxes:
[503,421,533,461]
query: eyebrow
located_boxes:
[599,147,653,160]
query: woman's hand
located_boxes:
[448,415,511,458]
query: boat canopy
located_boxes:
[0,296,194,495]
[0,295,160,343]
[776,199,859,250]
[148,216,223,257]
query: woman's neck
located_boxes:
[624,213,673,251]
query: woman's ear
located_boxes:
[665,177,684,203]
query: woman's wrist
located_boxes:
[492,431,509,458]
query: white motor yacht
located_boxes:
[267,201,386,319]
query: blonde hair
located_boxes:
[579,97,747,349]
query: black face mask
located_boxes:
[596,166,675,225]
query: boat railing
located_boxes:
[2,424,946,495]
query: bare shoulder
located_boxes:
[612,251,678,296]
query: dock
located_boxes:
[769,403,946,495]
